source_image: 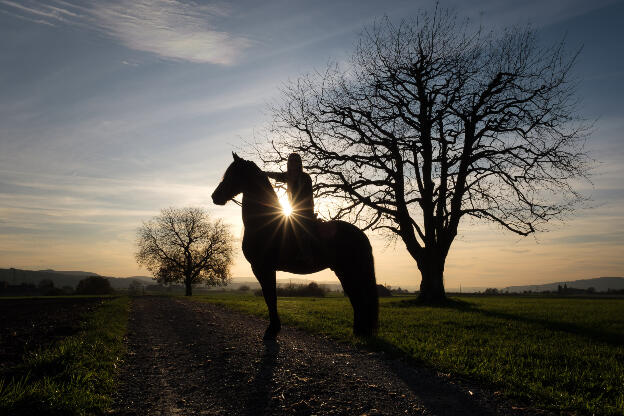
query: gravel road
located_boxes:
[112,296,548,415]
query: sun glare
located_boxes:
[278,193,292,216]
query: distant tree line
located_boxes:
[254,282,327,297]
[477,285,621,296]
[0,275,114,296]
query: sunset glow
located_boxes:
[0,0,622,290]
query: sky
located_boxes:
[0,0,622,290]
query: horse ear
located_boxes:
[232,152,241,162]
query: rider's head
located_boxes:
[287,153,303,174]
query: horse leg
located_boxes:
[335,257,378,337]
[337,272,367,337]
[254,266,281,340]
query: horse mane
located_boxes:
[240,159,279,204]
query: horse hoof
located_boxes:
[263,325,280,340]
[263,330,277,340]
[353,326,375,338]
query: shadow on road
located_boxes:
[244,340,280,416]
[361,336,497,415]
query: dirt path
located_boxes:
[112,296,545,415]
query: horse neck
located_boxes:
[240,175,281,231]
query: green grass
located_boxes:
[192,293,624,415]
[0,297,130,416]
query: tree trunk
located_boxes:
[417,252,446,303]
[185,279,192,296]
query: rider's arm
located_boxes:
[265,171,288,182]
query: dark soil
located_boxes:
[0,297,104,371]
[113,296,551,416]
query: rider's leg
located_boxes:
[295,216,315,266]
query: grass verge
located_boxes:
[192,293,624,415]
[0,296,130,415]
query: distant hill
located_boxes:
[1,268,84,288]
[0,268,154,289]
[504,277,624,293]
[39,269,100,277]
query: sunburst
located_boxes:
[278,192,292,216]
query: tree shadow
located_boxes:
[391,297,623,347]
[392,297,473,310]
[244,339,280,416]
[465,304,622,347]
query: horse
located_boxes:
[212,153,379,340]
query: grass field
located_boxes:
[193,293,624,415]
[0,296,130,415]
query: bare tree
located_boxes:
[136,207,234,296]
[260,9,590,302]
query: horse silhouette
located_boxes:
[212,153,379,339]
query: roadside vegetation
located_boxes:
[193,293,624,415]
[0,296,129,415]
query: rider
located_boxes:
[265,153,316,264]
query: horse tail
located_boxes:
[354,244,379,336]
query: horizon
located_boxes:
[1,0,623,289]
[3,266,623,292]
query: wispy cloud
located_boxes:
[1,0,69,22]
[89,0,251,65]
[0,7,56,26]
[0,0,251,65]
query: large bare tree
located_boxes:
[136,207,234,296]
[260,10,590,302]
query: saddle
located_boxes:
[279,219,336,268]
[314,219,337,240]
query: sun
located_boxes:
[278,193,292,216]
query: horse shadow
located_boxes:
[243,340,280,416]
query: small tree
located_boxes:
[135,207,234,296]
[38,279,64,296]
[76,276,114,295]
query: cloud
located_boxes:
[547,231,624,245]
[0,0,251,65]
[0,6,56,26]
[89,0,252,65]
[0,0,70,22]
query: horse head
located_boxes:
[211,152,247,205]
